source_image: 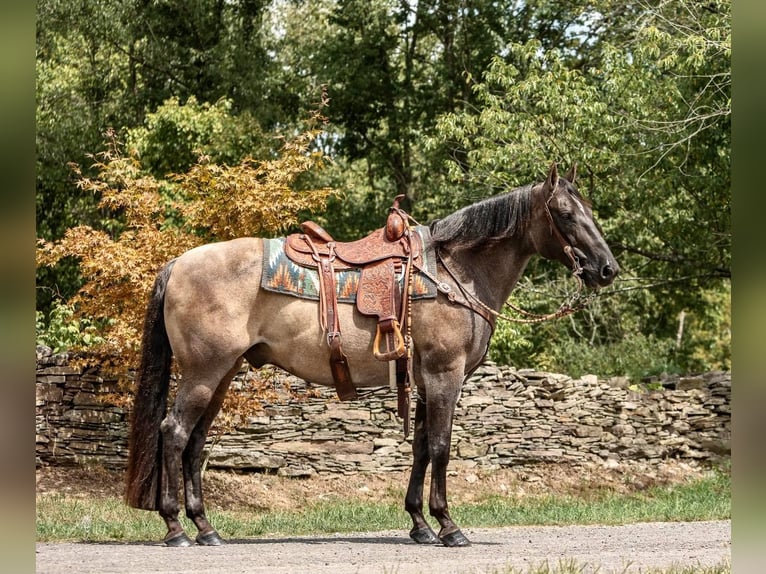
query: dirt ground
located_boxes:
[35,460,731,574]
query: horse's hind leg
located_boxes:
[181,360,242,545]
[405,396,439,544]
[157,361,239,546]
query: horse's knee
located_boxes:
[404,489,423,512]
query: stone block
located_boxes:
[610,424,635,437]
[574,425,603,438]
[316,404,371,421]
[207,450,285,470]
[72,391,102,406]
[373,437,400,448]
[459,395,494,407]
[332,453,373,463]
[457,441,488,458]
[522,427,552,439]
[677,376,704,390]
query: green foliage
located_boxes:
[487,320,535,368]
[36,299,105,354]
[678,282,731,373]
[536,332,680,382]
[36,1,136,312]
[125,96,270,177]
[430,0,730,375]
[35,0,731,378]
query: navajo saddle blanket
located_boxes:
[261,226,437,302]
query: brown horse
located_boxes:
[125,163,618,547]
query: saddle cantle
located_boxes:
[282,196,419,435]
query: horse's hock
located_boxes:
[35,345,730,473]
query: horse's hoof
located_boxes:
[196,530,225,546]
[439,529,471,547]
[409,526,440,545]
[164,532,194,547]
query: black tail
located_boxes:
[125,260,176,510]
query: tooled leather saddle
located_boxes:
[283,195,420,435]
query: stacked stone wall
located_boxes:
[36,347,730,475]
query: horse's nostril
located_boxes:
[601,264,614,279]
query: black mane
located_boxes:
[429,184,533,247]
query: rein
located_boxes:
[430,250,595,326]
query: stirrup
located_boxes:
[373,320,406,361]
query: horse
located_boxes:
[125,162,618,547]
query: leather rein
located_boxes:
[413,186,596,328]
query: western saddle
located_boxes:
[284,195,421,435]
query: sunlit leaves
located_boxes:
[36,108,338,372]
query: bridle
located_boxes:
[416,183,595,327]
[544,185,585,289]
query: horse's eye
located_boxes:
[560,212,573,221]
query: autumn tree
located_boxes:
[36,103,337,375]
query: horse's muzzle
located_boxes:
[601,262,618,282]
[581,258,619,289]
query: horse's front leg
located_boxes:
[426,381,471,547]
[404,395,439,544]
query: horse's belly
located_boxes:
[251,296,392,388]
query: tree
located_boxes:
[36,0,731,376]
[271,0,595,235]
[36,0,289,313]
[430,0,730,373]
[36,105,337,374]
[36,0,138,311]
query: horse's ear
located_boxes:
[546,162,559,192]
[565,163,577,184]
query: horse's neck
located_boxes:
[439,238,533,311]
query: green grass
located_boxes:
[36,468,729,543]
[452,468,731,527]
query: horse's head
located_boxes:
[532,163,619,289]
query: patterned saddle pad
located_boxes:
[261,226,437,303]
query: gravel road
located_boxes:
[36,520,730,574]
